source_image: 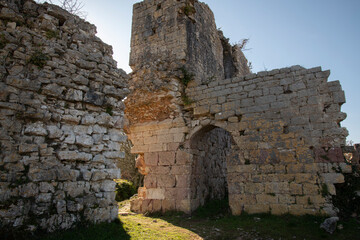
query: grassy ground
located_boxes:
[28,200,360,240]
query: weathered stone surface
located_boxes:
[127,0,351,217]
[0,0,128,232]
[57,151,93,161]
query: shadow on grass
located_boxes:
[150,199,360,240]
[0,219,131,240]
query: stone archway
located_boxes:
[189,125,239,211]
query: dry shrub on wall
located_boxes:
[35,0,87,18]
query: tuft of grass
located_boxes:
[45,30,59,39]
[183,4,196,16]
[178,66,194,87]
[105,106,113,116]
[28,50,49,69]
[181,94,193,106]
[27,208,360,240]
[178,66,194,106]
[38,221,131,240]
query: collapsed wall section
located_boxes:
[0,0,128,232]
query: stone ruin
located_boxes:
[0,0,359,234]
[126,0,359,215]
[0,0,128,232]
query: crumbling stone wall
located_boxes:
[127,0,352,216]
[186,65,349,215]
[0,0,128,232]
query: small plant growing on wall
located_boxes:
[105,106,113,116]
[28,50,49,69]
[45,30,59,39]
[179,66,194,87]
[178,66,194,106]
[183,4,196,16]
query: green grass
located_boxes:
[13,199,360,240]
[39,222,130,240]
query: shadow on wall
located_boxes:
[189,125,238,212]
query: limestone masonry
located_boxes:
[126,0,359,216]
[0,0,359,234]
[0,0,128,232]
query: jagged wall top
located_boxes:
[0,0,128,233]
[129,0,250,91]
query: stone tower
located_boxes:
[126,0,352,215]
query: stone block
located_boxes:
[245,183,264,194]
[215,111,235,120]
[175,150,191,165]
[148,143,164,152]
[157,175,176,188]
[24,122,47,136]
[157,134,174,144]
[295,173,316,184]
[288,205,317,216]
[19,144,38,153]
[144,136,157,145]
[210,104,221,113]
[176,199,191,214]
[147,188,165,200]
[264,182,289,194]
[175,188,190,200]
[56,168,79,181]
[152,166,171,175]
[244,204,270,214]
[144,152,158,166]
[287,164,305,173]
[289,182,303,195]
[58,151,92,162]
[103,151,125,159]
[28,168,56,182]
[339,163,352,174]
[162,199,176,212]
[100,180,116,192]
[270,204,288,215]
[173,133,185,143]
[76,134,94,147]
[175,175,190,188]
[36,193,52,203]
[322,173,345,184]
[170,166,191,175]
[152,199,162,212]
[194,106,209,116]
[158,151,175,166]
[303,183,319,195]
[256,194,278,204]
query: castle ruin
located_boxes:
[125,0,358,216]
[0,0,359,234]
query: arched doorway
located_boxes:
[189,125,238,211]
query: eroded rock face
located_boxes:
[0,0,128,232]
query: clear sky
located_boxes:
[69,0,360,143]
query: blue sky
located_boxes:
[77,0,360,143]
